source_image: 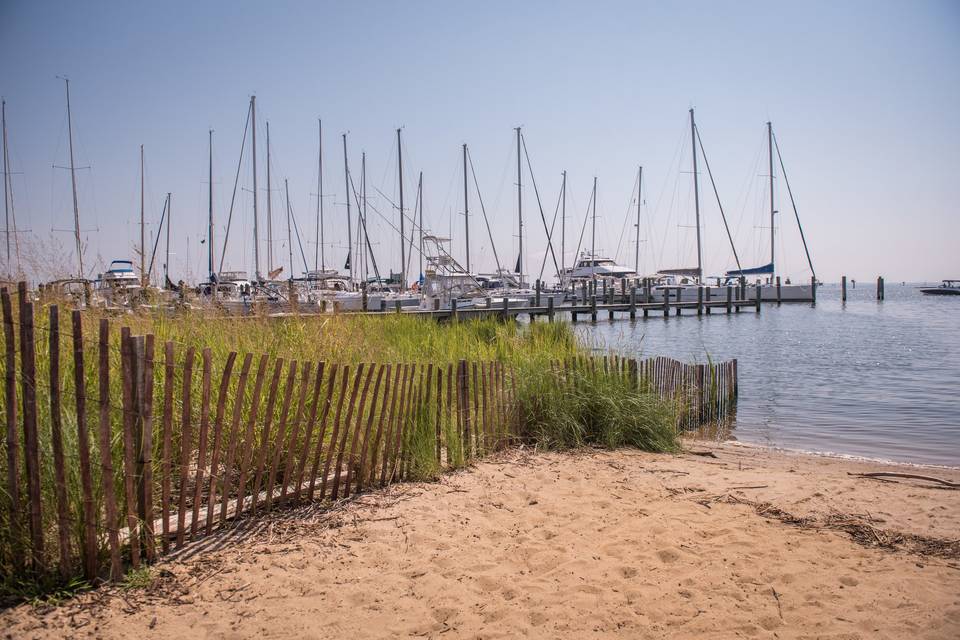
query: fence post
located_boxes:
[1,289,20,568]
[71,310,98,581]
[17,282,43,571]
[120,327,141,568]
[98,319,122,579]
[48,305,72,578]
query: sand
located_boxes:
[3,442,958,639]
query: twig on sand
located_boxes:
[771,587,783,619]
[686,450,718,458]
[729,485,769,490]
[847,472,959,489]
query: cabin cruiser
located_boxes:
[920,280,960,296]
[93,260,142,307]
[561,252,636,282]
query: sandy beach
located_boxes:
[3,442,958,639]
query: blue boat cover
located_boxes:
[726,262,774,277]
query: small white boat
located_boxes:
[919,280,960,296]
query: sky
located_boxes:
[1,0,958,284]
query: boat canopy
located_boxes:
[726,262,774,277]
[657,267,701,277]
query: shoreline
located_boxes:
[3,442,958,638]
[719,438,960,471]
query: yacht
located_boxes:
[920,280,960,296]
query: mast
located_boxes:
[397,128,406,291]
[251,96,260,281]
[208,129,214,279]
[316,119,324,272]
[342,133,354,284]
[285,179,293,279]
[690,108,702,282]
[64,78,84,278]
[635,166,642,274]
[516,126,523,282]
[140,144,145,285]
[591,177,597,286]
[266,120,273,273]
[164,193,171,284]
[767,120,775,273]
[2,99,11,271]
[560,170,566,279]
[463,143,470,273]
[418,171,424,284]
[361,152,368,282]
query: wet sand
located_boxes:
[3,442,958,639]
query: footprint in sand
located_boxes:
[656,548,681,563]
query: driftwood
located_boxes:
[848,472,959,489]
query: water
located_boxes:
[579,283,960,467]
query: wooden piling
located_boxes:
[841,275,847,302]
[775,276,781,305]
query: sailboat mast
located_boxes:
[560,170,566,279]
[164,193,171,283]
[362,152,368,282]
[285,178,293,279]
[266,121,273,273]
[516,126,523,283]
[463,143,470,273]
[317,119,324,272]
[64,78,84,278]
[397,128,406,292]
[251,96,260,281]
[690,108,702,282]
[208,129,214,279]
[635,166,642,274]
[591,177,597,286]
[418,171,423,284]
[767,121,775,273]
[140,144,146,285]
[342,133,354,284]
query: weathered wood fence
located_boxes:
[0,284,737,589]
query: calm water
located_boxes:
[578,283,960,467]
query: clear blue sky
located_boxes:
[1,0,958,283]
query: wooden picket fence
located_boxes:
[0,283,737,589]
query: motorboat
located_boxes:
[920,280,960,296]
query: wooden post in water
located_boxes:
[450,297,458,322]
[811,275,817,306]
[535,280,541,307]
[841,275,847,302]
[696,286,703,316]
[547,296,555,322]
[705,286,711,315]
[775,276,781,305]
[662,288,669,318]
[590,294,597,322]
[629,287,636,320]
[726,285,732,314]
[877,276,884,301]
[755,283,761,313]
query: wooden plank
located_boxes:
[119,328,141,567]
[250,358,283,515]
[47,305,72,577]
[445,362,454,466]
[160,341,175,554]
[139,335,157,562]
[481,362,490,454]
[392,364,416,482]
[457,360,469,461]
[292,362,325,504]
[71,310,97,580]
[383,364,409,485]
[376,365,402,487]
[331,363,367,500]
[470,362,480,456]
[98,320,121,579]
[230,353,262,520]
[308,363,341,501]
[189,348,213,540]
[279,361,313,506]
[175,346,196,549]
[319,365,350,500]
[265,360,298,512]
[346,363,383,497]
[17,285,43,570]
[361,364,391,491]
[203,352,237,535]
[401,366,424,479]
[1,289,20,564]
[435,365,443,464]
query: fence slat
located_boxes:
[470,362,480,456]
[229,353,259,521]
[47,306,71,577]
[18,285,43,570]
[445,363,454,466]
[71,310,97,580]
[319,365,350,500]
[279,362,312,506]
[359,364,390,492]
[346,364,382,497]
[1,290,20,565]
[265,360,298,511]
[119,328,141,568]
[203,352,237,536]
[435,366,443,464]
[305,363,337,501]
[293,361,325,504]
[98,319,121,579]
[331,364,367,501]
[175,347,196,549]
[160,341,175,554]
[189,348,213,540]
[139,335,156,562]
[251,358,283,515]
[377,365,402,487]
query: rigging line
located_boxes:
[360,189,428,263]
[286,193,310,274]
[347,168,382,284]
[537,175,564,282]
[519,133,561,280]
[695,125,742,272]
[773,132,815,279]
[371,185,425,244]
[613,170,641,263]
[466,147,503,275]
[404,175,420,280]
[146,195,168,280]
[218,100,252,274]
